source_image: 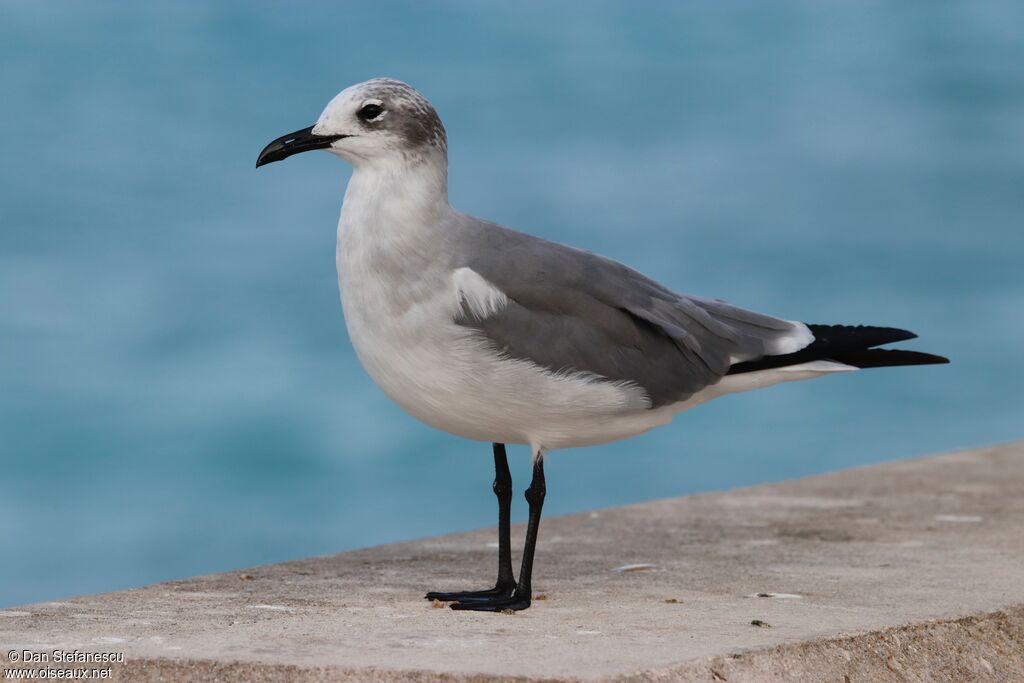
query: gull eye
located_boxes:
[357,103,385,121]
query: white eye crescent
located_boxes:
[357,99,386,122]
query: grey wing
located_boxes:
[456,221,808,408]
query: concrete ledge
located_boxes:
[3,442,1023,681]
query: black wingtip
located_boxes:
[830,348,950,369]
[806,324,917,347]
[728,323,945,375]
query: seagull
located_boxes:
[256,78,948,612]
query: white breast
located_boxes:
[335,201,658,450]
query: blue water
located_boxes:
[2,1,1022,608]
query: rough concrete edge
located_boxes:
[6,604,1020,682]
[617,603,1024,683]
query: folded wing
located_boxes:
[454,221,813,408]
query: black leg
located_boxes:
[452,452,546,612]
[425,443,517,602]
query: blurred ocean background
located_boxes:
[2,1,1022,608]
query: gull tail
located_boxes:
[728,324,949,375]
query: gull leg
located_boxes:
[452,450,545,612]
[425,443,517,601]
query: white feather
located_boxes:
[768,321,816,355]
[453,267,508,320]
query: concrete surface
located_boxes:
[2,442,1023,682]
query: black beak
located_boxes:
[256,126,348,168]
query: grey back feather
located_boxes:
[451,216,801,408]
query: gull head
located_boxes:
[256,78,446,169]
